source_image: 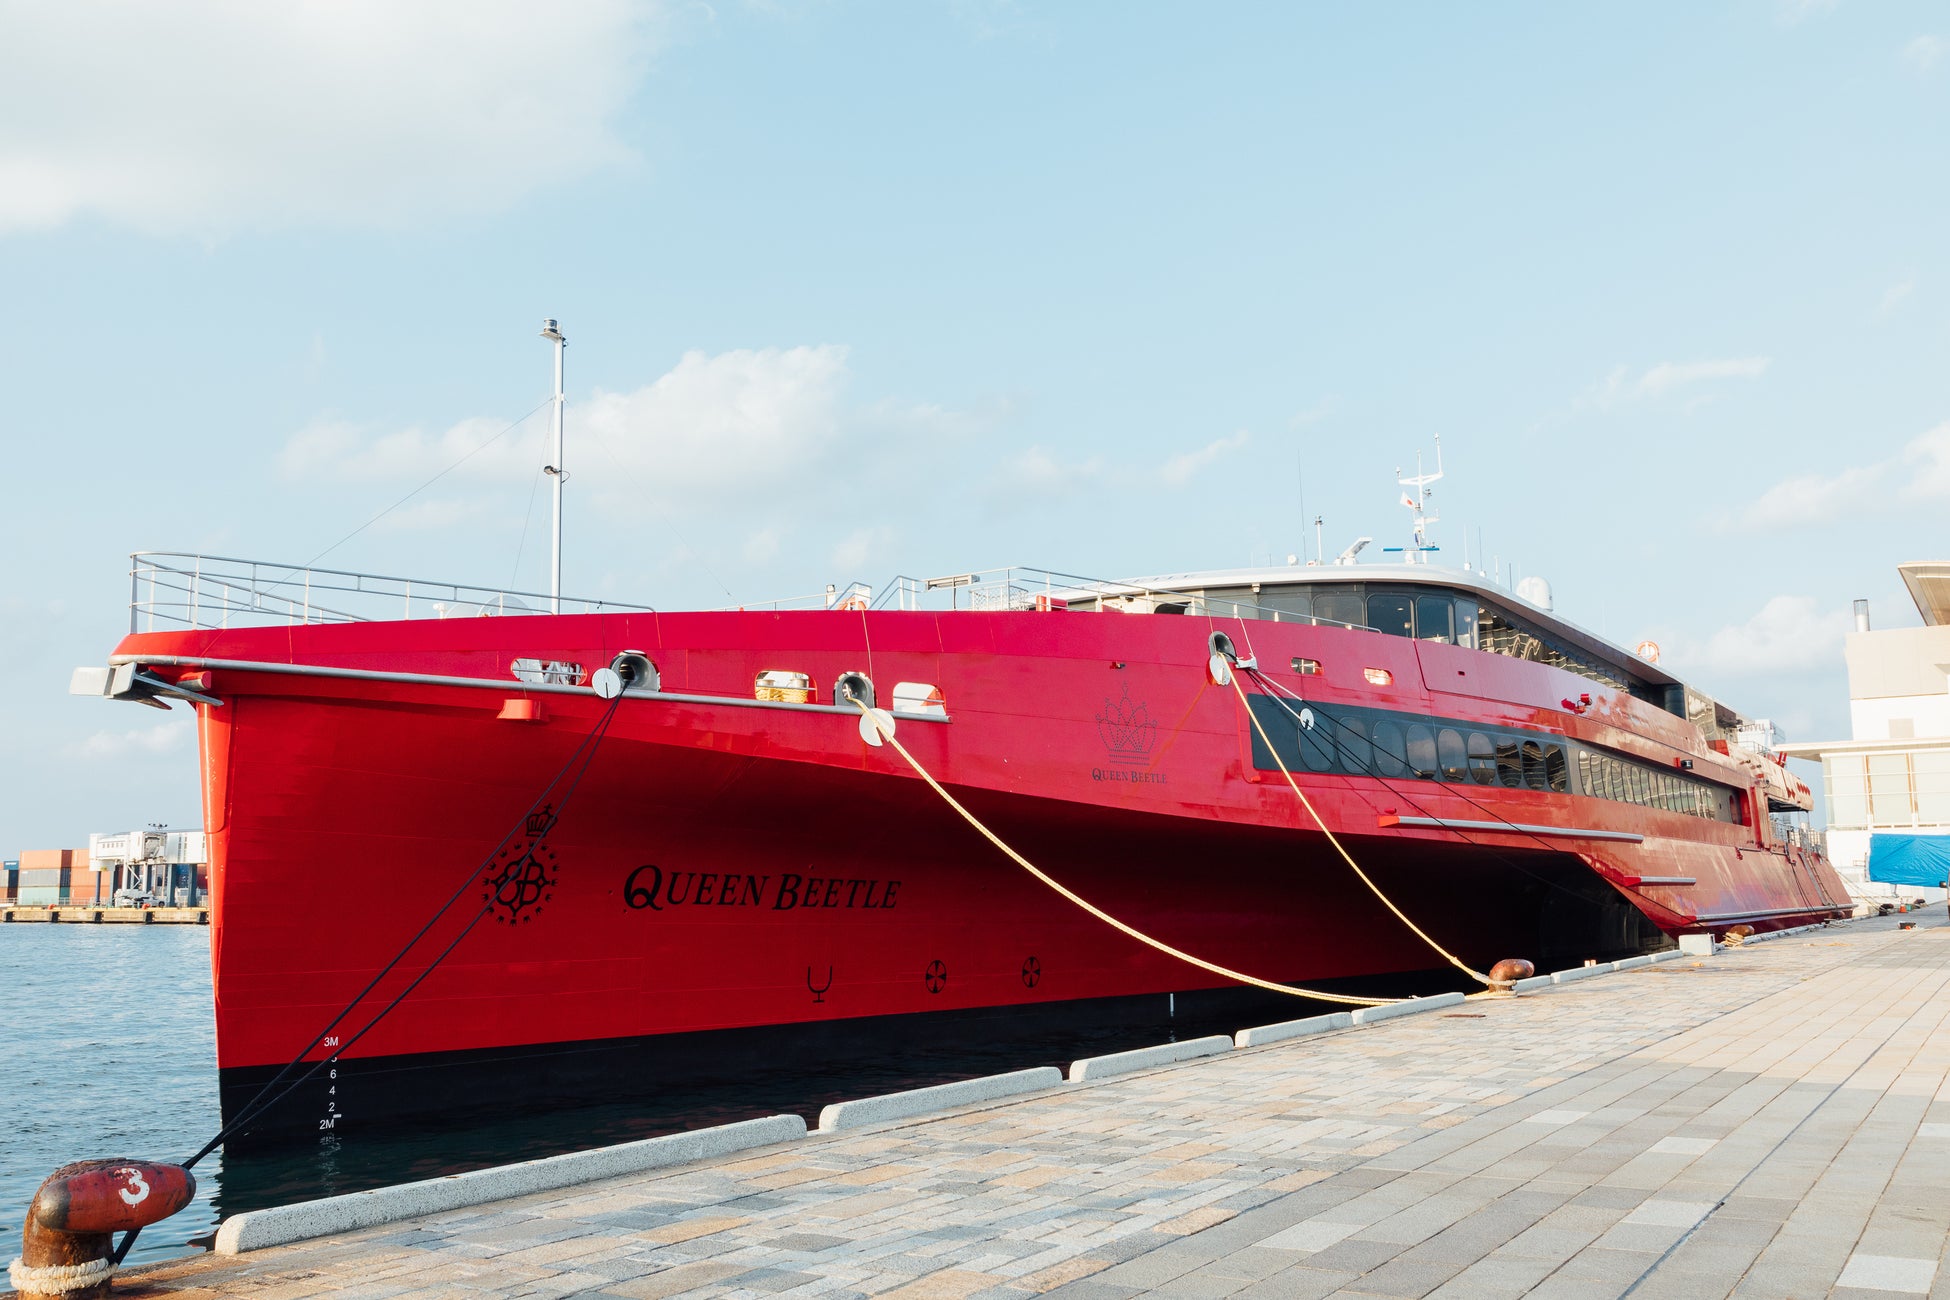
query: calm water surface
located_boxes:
[0,924,1462,1265]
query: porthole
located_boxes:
[1545,744,1569,793]
[1373,721,1407,778]
[1496,739,1523,788]
[1300,712,1336,773]
[1406,725,1438,779]
[1521,740,1548,791]
[1467,732,1497,785]
[1438,728,1468,783]
[1340,718,1372,773]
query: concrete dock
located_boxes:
[1,905,209,924]
[110,912,1950,1299]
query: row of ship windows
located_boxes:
[1191,584,1642,697]
[1255,703,1737,823]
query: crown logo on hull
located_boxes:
[1096,685,1157,764]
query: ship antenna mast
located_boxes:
[1394,433,1443,564]
[541,318,567,613]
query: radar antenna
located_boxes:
[1393,433,1443,564]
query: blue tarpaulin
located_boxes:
[1867,833,1950,888]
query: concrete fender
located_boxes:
[213,1113,806,1254]
[1551,963,1616,984]
[1511,974,1555,993]
[1069,1035,1232,1083]
[1648,949,1686,963]
[1350,992,1468,1024]
[1613,954,1655,970]
[1234,1012,1352,1048]
[816,1067,1063,1132]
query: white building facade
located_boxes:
[1781,563,1950,901]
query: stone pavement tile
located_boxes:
[1032,1281,1142,1300]
[1424,1253,1558,1300]
[1837,1252,1939,1293]
[1336,1256,1468,1297]
[1225,1267,1360,1300]
[602,1260,749,1297]
[1522,1246,1660,1300]
[1284,1236,1406,1275]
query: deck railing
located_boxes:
[127,553,655,633]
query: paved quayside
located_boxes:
[110,913,1950,1300]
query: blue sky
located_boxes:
[2,1,1946,848]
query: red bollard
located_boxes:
[11,1160,195,1299]
[1487,958,1536,993]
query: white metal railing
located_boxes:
[735,566,1372,626]
[127,552,655,633]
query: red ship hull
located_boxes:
[110,606,1850,1141]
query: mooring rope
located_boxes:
[1227,672,1493,987]
[847,697,1400,1007]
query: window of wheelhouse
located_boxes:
[1368,593,1414,638]
[1313,588,1364,629]
[1261,590,1312,622]
[1453,598,1480,650]
[1416,596,1455,645]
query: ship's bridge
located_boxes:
[1058,562,1745,733]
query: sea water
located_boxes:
[0,924,1462,1265]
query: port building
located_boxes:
[1781,562,1950,902]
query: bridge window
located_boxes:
[1453,598,1480,650]
[1417,596,1455,645]
[1368,593,1414,638]
[1315,590,1365,629]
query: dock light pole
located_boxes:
[541,319,567,614]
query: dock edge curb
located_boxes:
[1350,992,1468,1023]
[1234,1011,1353,1048]
[816,1067,1063,1132]
[212,1113,807,1254]
[1069,1035,1232,1082]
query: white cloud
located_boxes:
[744,529,782,564]
[281,345,885,504]
[1739,465,1888,527]
[831,527,893,573]
[1904,35,1946,70]
[1736,421,1950,527]
[1899,421,1950,501]
[1612,356,1771,401]
[1778,0,1839,22]
[370,498,496,534]
[279,412,543,483]
[1007,446,1105,493]
[0,1,659,236]
[1880,279,1916,315]
[579,346,854,493]
[1159,430,1251,486]
[1686,595,1853,678]
[71,720,192,761]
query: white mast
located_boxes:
[1394,432,1443,563]
[541,318,567,613]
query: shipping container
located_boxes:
[16,868,71,888]
[18,848,73,871]
[15,886,63,906]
